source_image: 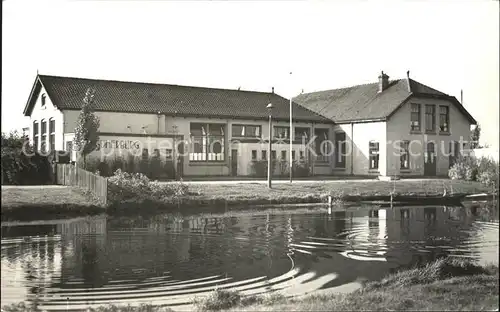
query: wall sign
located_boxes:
[96,140,141,150]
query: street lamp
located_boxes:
[267,103,273,189]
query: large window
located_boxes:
[190,123,225,162]
[41,120,47,152]
[314,128,330,163]
[261,150,267,160]
[334,131,346,167]
[232,124,261,138]
[33,121,39,151]
[439,106,450,133]
[281,150,287,160]
[273,126,290,139]
[294,127,310,142]
[49,118,55,152]
[369,141,379,170]
[400,140,410,170]
[410,104,421,132]
[425,105,436,132]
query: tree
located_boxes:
[74,88,100,168]
[470,124,482,149]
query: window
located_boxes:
[142,148,149,159]
[165,149,173,160]
[410,104,421,132]
[41,94,46,107]
[153,149,160,158]
[281,150,287,160]
[439,106,449,132]
[261,150,267,160]
[369,141,379,170]
[425,105,436,132]
[335,131,346,167]
[292,150,296,160]
[315,128,330,162]
[271,150,277,159]
[294,127,310,142]
[49,118,55,152]
[251,150,257,160]
[299,150,304,159]
[400,140,410,170]
[232,125,261,138]
[33,121,39,151]
[190,123,225,162]
[41,120,47,152]
[448,140,461,169]
[273,126,290,139]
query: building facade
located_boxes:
[24,72,477,178]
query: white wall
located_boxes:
[387,97,473,176]
[351,122,387,176]
[29,85,64,151]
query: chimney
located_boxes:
[460,89,463,105]
[378,71,389,93]
[406,70,412,92]
[272,87,274,94]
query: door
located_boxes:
[231,149,238,176]
[176,142,184,179]
[424,142,437,176]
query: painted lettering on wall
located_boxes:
[95,140,141,150]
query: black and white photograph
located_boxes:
[1,0,499,311]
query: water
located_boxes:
[1,203,498,311]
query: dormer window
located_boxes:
[41,94,46,107]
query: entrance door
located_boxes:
[231,149,238,176]
[176,142,184,180]
[424,142,437,176]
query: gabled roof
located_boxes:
[23,75,331,123]
[293,78,477,124]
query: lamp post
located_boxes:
[267,103,273,189]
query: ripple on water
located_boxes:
[1,205,498,310]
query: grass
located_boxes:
[178,179,491,208]
[0,186,104,222]
[191,257,498,312]
[1,179,493,221]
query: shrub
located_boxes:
[107,169,189,204]
[77,155,100,173]
[449,156,499,190]
[293,159,310,177]
[249,160,277,177]
[1,132,52,185]
[194,289,241,311]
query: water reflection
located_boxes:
[1,204,498,310]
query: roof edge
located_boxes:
[23,75,42,116]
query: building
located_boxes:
[23,74,333,177]
[294,71,477,177]
[23,71,477,178]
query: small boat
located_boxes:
[343,193,467,206]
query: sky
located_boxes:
[2,0,499,147]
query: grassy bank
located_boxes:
[2,258,497,311]
[1,179,493,221]
[1,186,104,222]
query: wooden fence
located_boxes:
[56,164,108,205]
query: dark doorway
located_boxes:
[176,142,184,180]
[231,149,238,176]
[424,142,437,176]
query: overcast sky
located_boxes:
[2,0,499,146]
